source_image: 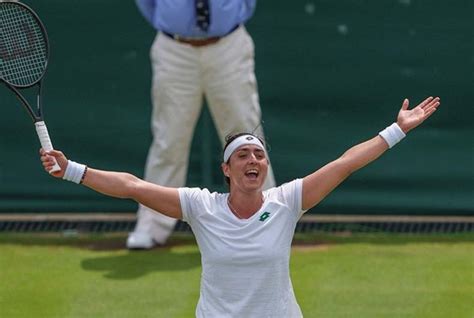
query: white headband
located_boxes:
[223,135,266,162]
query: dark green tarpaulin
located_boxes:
[1,0,472,215]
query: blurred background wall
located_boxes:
[0,0,472,215]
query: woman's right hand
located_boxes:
[39,148,68,178]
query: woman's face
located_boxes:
[222,144,269,193]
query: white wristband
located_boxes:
[63,160,87,184]
[379,123,406,148]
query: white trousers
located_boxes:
[133,26,276,244]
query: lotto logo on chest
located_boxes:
[259,212,271,222]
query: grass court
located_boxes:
[0,232,472,317]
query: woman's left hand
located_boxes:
[397,96,440,133]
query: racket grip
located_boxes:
[35,121,61,173]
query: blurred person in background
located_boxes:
[128,0,276,249]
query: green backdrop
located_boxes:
[1,0,472,215]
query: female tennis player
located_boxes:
[40,96,439,317]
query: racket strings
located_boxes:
[0,4,48,87]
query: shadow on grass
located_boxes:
[0,233,202,280]
[0,233,197,250]
[0,232,472,249]
[81,249,201,280]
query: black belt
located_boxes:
[162,24,240,47]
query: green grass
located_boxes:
[0,233,472,317]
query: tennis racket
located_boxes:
[0,1,60,172]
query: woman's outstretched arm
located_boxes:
[302,96,440,210]
[40,149,182,219]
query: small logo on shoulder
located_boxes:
[259,212,270,222]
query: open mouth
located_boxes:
[245,169,259,180]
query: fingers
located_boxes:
[401,98,409,110]
[418,96,441,110]
[423,99,440,119]
[423,107,437,119]
[403,96,440,112]
[39,148,65,161]
[420,96,434,108]
[46,149,64,158]
[424,98,440,111]
[39,148,66,177]
[420,96,434,107]
[39,148,63,155]
[422,97,440,114]
[409,96,440,119]
[41,153,58,171]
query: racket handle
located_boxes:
[35,121,61,173]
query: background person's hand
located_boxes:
[397,96,440,134]
[39,149,68,178]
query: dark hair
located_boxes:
[222,132,267,185]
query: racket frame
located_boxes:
[1,1,60,173]
[1,1,49,121]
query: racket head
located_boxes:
[0,1,49,88]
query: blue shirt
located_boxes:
[135,0,256,38]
